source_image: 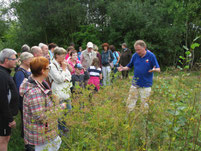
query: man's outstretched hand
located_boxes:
[117,65,123,72]
[149,66,160,72]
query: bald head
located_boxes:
[31,46,43,57]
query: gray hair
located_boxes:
[38,43,47,49]
[20,52,33,62]
[93,44,99,51]
[30,46,41,54]
[134,40,147,48]
[21,44,30,53]
[122,43,127,48]
[0,48,17,64]
[54,47,67,59]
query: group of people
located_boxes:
[0,40,160,151]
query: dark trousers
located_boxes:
[25,144,35,151]
[19,107,24,138]
[122,70,129,78]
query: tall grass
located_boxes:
[8,71,201,151]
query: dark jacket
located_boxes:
[96,52,102,68]
[119,48,132,66]
[0,66,19,123]
[101,50,114,66]
[71,71,89,92]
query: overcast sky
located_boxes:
[1,0,18,21]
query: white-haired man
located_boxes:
[118,40,160,112]
[0,48,19,151]
[39,43,50,60]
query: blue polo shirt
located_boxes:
[127,50,159,87]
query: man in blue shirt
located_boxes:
[118,40,160,112]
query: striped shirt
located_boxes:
[88,66,101,77]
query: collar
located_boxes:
[0,65,12,74]
[140,50,148,58]
[28,76,52,95]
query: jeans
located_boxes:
[102,66,111,86]
[113,64,119,74]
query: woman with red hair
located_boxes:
[20,57,65,151]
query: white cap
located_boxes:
[87,42,93,48]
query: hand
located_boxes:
[148,66,156,72]
[117,65,123,72]
[9,120,16,128]
[61,60,68,70]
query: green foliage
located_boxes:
[8,71,201,150]
[178,37,200,70]
[71,24,102,49]
[1,0,201,66]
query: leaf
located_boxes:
[179,56,185,60]
[177,106,186,111]
[184,65,189,69]
[177,66,183,70]
[193,36,200,42]
[191,43,200,49]
[183,45,189,51]
[173,127,180,132]
[185,51,191,56]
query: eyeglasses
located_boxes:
[7,58,18,61]
[45,66,51,70]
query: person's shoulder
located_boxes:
[132,52,138,57]
[71,74,76,78]
[82,49,87,54]
[0,69,10,81]
[15,68,25,75]
[26,86,41,97]
[147,50,156,58]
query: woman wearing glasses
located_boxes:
[48,47,72,134]
[20,57,65,151]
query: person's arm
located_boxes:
[49,63,69,84]
[14,71,25,92]
[118,66,130,72]
[149,66,160,72]
[149,54,160,73]
[118,54,134,71]
[116,52,120,65]
[80,52,84,65]
[0,77,14,123]
[100,73,103,80]
[64,60,73,73]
